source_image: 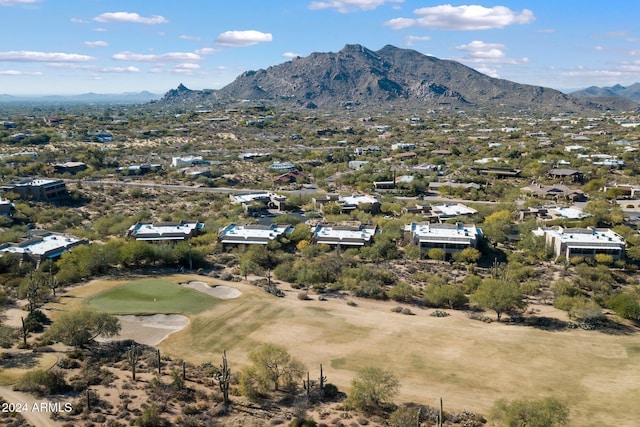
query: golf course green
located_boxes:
[86,278,217,314]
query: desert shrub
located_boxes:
[430,310,450,317]
[0,325,17,348]
[135,403,164,427]
[14,369,68,396]
[608,292,640,320]
[24,309,49,333]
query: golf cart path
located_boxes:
[0,386,65,427]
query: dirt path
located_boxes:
[0,386,67,427]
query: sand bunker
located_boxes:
[98,314,190,346]
[181,281,241,299]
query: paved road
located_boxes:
[0,386,66,427]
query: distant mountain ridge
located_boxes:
[571,83,640,103]
[161,44,638,113]
[0,91,161,105]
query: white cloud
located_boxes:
[84,41,109,48]
[215,30,273,47]
[175,63,200,70]
[94,12,168,25]
[172,63,201,74]
[99,66,140,73]
[195,47,217,55]
[536,28,555,33]
[71,17,88,24]
[0,70,42,75]
[404,35,431,46]
[594,46,604,52]
[630,50,640,56]
[474,65,499,78]
[112,51,202,62]
[308,0,403,13]
[93,27,107,32]
[454,40,528,64]
[385,5,534,31]
[0,50,95,62]
[180,35,201,41]
[0,0,40,6]
[282,52,302,58]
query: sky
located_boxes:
[1,0,639,96]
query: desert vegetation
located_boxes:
[0,99,639,426]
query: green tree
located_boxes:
[424,283,468,309]
[344,366,399,414]
[427,247,446,261]
[387,281,416,303]
[470,278,526,321]
[490,397,569,427]
[453,247,482,264]
[242,343,305,393]
[582,200,623,227]
[608,292,640,321]
[119,240,154,267]
[46,309,120,349]
[482,209,513,243]
[18,272,49,313]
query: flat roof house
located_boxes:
[431,203,477,220]
[0,231,86,265]
[171,156,207,168]
[405,222,482,254]
[1,179,68,201]
[127,221,203,242]
[230,192,287,212]
[0,199,15,216]
[218,223,293,245]
[534,226,625,261]
[311,223,378,247]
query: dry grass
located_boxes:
[47,274,640,427]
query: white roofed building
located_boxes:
[405,222,482,254]
[218,223,293,245]
[534,226,625,261]
[311,223,378,247]
[127,221,203,242]
[0,231,86,265]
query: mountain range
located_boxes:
[570,83,640,103]
[161,44,639,113]
[0,91,161,105]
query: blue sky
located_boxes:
[1,0,639,95]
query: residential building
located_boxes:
[0,199,15,216]
[405,222,482,254]
[534,226,625,261]
[428,182,481,193]
[54,161,87,175]
[311,223,378,247]
[269,162,296,172]
[521,183,585,202]
[1,179,68,201]
[218,223,293,245]
[116,164,162,176]
[0,231,86,265]
[127,221,203,242]
[518,206,589,222]
[171,155,207,168]
[471,166,521,178]
[431,203,477,220]
[548,168,585,183]
[230,192,287,212]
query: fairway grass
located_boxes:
[49,274,640,426]
[86,278,217,314]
